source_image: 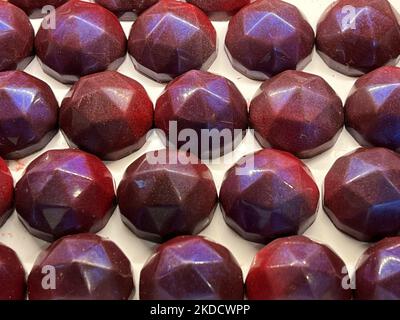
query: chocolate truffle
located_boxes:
[35,0,127,84]
[220,149,319,244]
[28,233,134,300]
[15,149,116,242]
[117,149,217,242]
[140,236,244,300]
[60,71,153,161]
[324,147,400,242]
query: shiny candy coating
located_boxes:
[316,0,400,76]
[155,70,248,159]
[355,237,400,300]
[117,150,218,243]
[95,0,159,19]
[187,0,250,14]
[8,0,69,18]
[250,70,344,158]
[220,149,319,244]
[345,66,400,152]
[60,71,154,161]
[28,233,134,300]
[324,147,400,242]
[0,71,59,159]
[0,2,34,72]
[35,0,127,84]
[128,0,217,82]
[0,243,26,300]
[15,149,116,242]
[140,236,244,300]
[225,0,315,80]
[246,236,352,300]
[0,158,14,227]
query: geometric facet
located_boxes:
[28,233,134,300]
[345,66,400,152]
[225,0,315,80]
[0,2,34,72]
[250,70,344,158]
[355,237,400,300]
[0,71,59,159]
[60,71,154,161]
[15,149,116,242]
[140,236,244,300]
[117,150,218,243]
[35,1,127,84]
[128,0,217,82]
[220,149,320,244]
[324,147,400,242]
[316,0,400,76]
[246,235,353,300]
[155,70,248,159]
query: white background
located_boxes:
[2,0,400,299]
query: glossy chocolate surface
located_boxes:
[15,149,116,242]
[0,158,14,227]
[0,71,58,159]
[250,70,344,158]
[95,0,159,19]
[324,147,400,242]
[117,150,217,242]
[355,237,400,300]
[316,0,400,76]
[0,2,34,72]
[140,236,244,300]
[128,0,217,82]
[35,0,127,84]
[225,0,315,80]
[60,71,153,160]
[220,149,319,244]
[345,66,400,152]
[9,0,68,18]
[28,233,134,300]
[0,243,25,300]
[187,0,250,14]
[155,70,248,159]
[246,236,352,300]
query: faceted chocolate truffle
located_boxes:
[220,149,319,244]
[225,0,315,80]
[345,66,400,151]
[155,70,248,159]
[0,71,59,159]
[246,236,352,300]
[140,236,244,300]
[0,2,34,72]
[128,0,217,82]
[324,147,400,242]
[250,70,344,158]
[0,243,26,300]
[95,0,159,19]
[28,233,134,300]
[316,0,400,76]
[187,0,250,16]
[9,0,68,18]
[35,0,127,84]
[117,150,218,243]
[0,158,14,227]
[60,71,154,161]
[355,237,400,300]
[15,149,116,242]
